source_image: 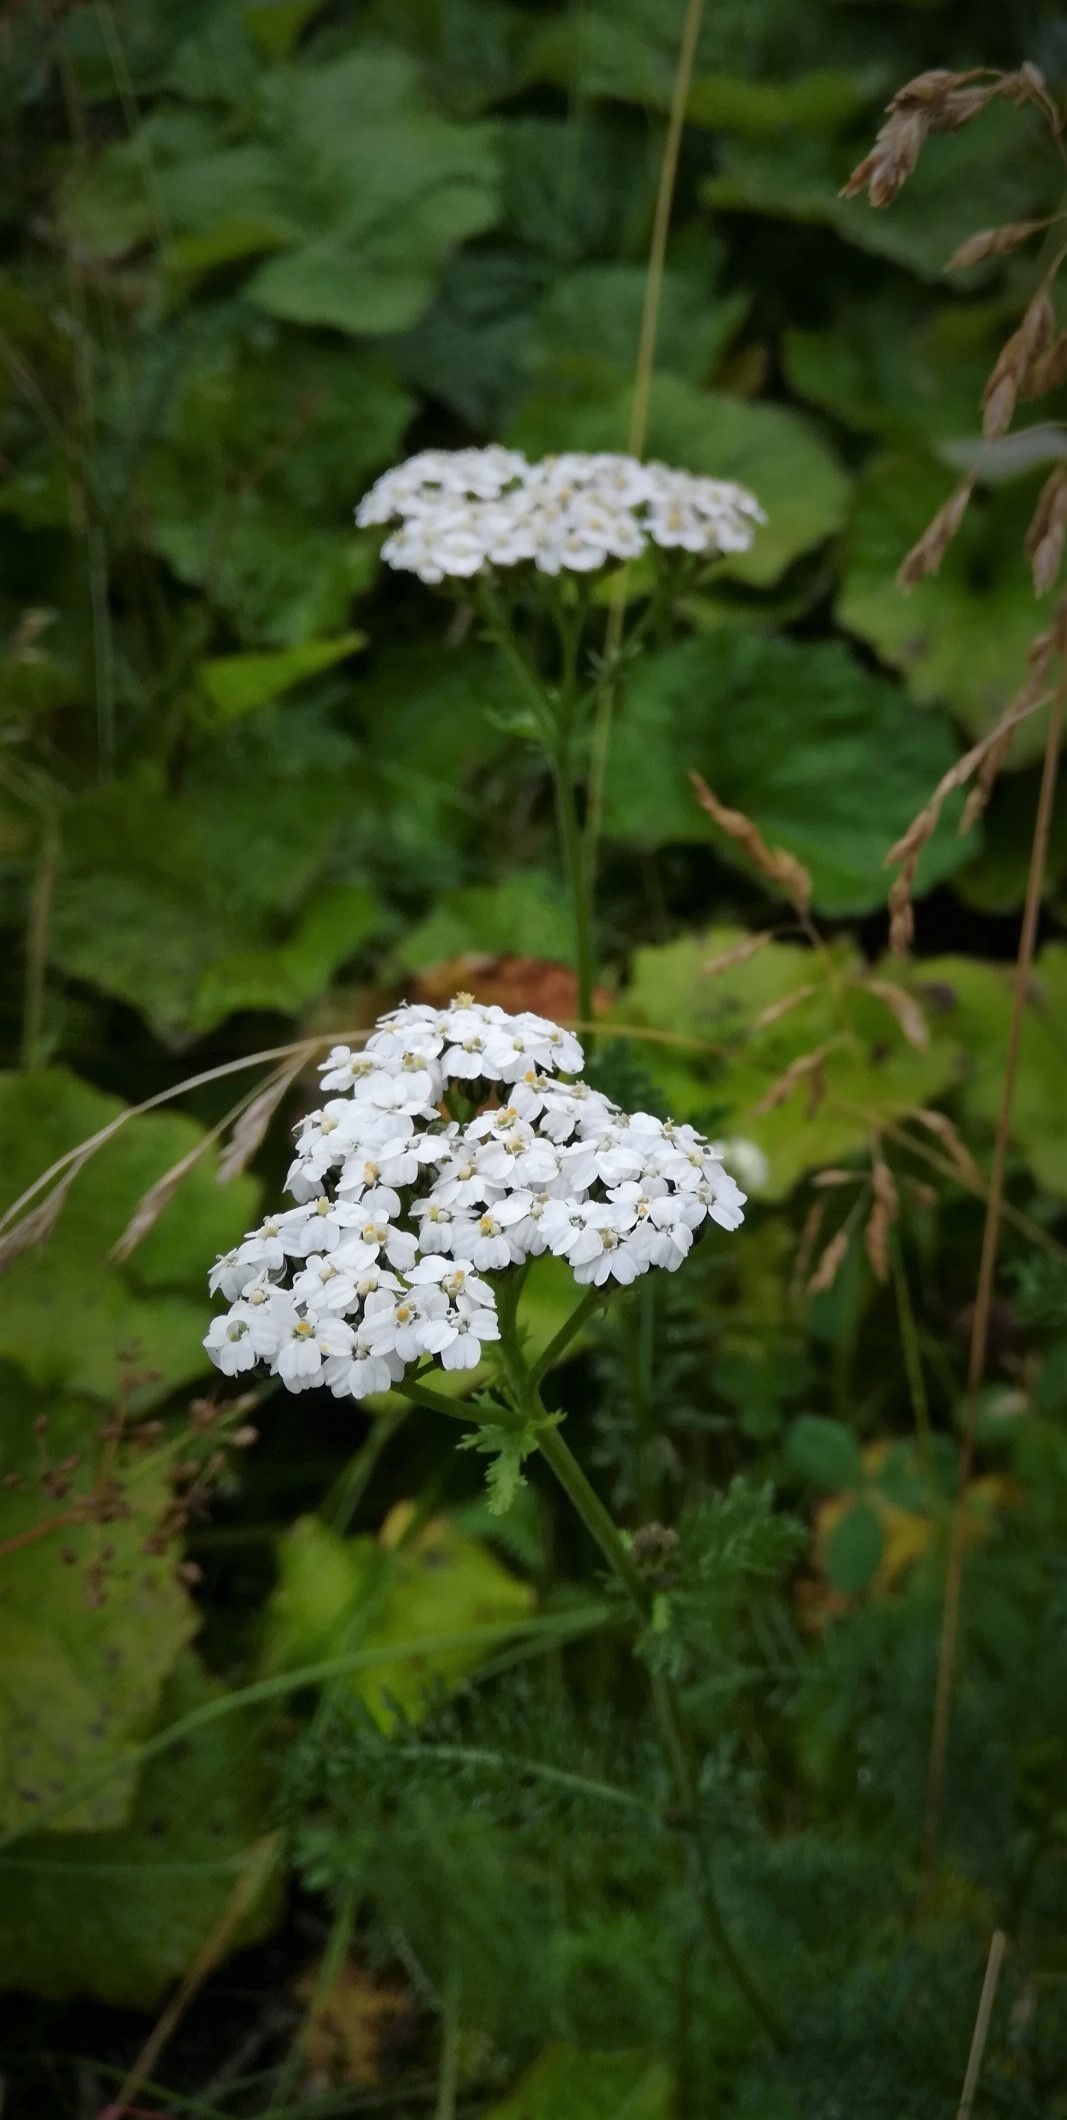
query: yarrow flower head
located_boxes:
[205,997,747,1404]
[355,449,765,585]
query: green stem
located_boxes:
[324,1404,409,1534]
[890,1232,932,1465]
[530,1287,603,1389]
[502,1331,785,2049]
[552,750,595,1029]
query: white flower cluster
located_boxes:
[356,448,765,584]
[205,998,746,1403]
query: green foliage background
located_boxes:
[2,1,1067,2115]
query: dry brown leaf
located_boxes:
[752,1043,834,1117]
[1020,327,1067,400]
[689,771,812,910]
[808,1224,851,1296]
[945,219,1053,271]
[411,953,610,1023]
[701,932,772,978]
[864,979,929,1050]
[897,477,974,589]
[299,1961,410,2091]
[754,983,818,1030]
[907,1108,983,1189]
[217,1062,303,1185]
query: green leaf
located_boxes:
[397,872,574,974]
[0,1656,281,2006]
[49,753,383,1041]
[606,631,972,914]
[786,1415,864,1493]
[918,947,1067,1197]
[200,633,365,721]
[702,104,1056,282]
[783,294,1010,447]
[139,324,411,645]
[0,1070,258,1405]
[827,1502,885,1594]
[263,1511,534,1729]
[617,927,960,1196]
[837,453,1052,763]
[241,0,328,60]
[512,375,849,586]
[0,1395,196,1833]
[459,1412,561,1518]
[487,2043,673,2120]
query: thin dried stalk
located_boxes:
[0,1166,81,1277]
[864,1151,898,1284]
[956,1933,1008,2120]
[897,476,974,588]
[752,1043,835,1117]
[923,669,1065,1883]
[217,1058,304,1184]
[808,1224,851,1296]
[113,1836,279,2115]
[690,771,812,911]
[753,984,817,1030]
[907,1108,983,1191]
[842,66,1057,212]
[791,1198,825,1302]
[982,289,1055,439]
[864,979,929,1050]
[701,932,772,978]
[811,1169,861,1188]
[884,683,1054,953]
[945,218,1057,271]
[109,1137,216,1263]
[584,0,705,876]
[0,1035,328,1243]
[1025,463,1067,593]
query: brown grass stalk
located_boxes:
[956,1932,1007,2120]
[584,0,705,868]
[922,672,1065,1883]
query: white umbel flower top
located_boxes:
[355,449,764,584]
[205,996,746,1403]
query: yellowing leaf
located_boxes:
[264,1511,534,1728]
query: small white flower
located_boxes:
[275,1313,355,1390]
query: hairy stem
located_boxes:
[923,673,1065,1883]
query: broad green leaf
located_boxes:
[264,1510,534,1728]
[0,1656,281,2006]
[49,752,384,1041]
[837,453,1051,763]
[917,948,1067,1197]
[702,105,1055,282]
[606,631,972,914]
[512,376,849,586]
[139,325,411,645]
[783,295,1010,447]
[62,47,500,335]
[0,1070,258,1404]
[618,928,960,1196]
[827,1502,885,1594]
[786,1415,864,1493]
[396,873,574,974]
[0,1394,196,1833]
[488,2042,673,2120]
[200,633,365,721]
[242,0,328,60]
